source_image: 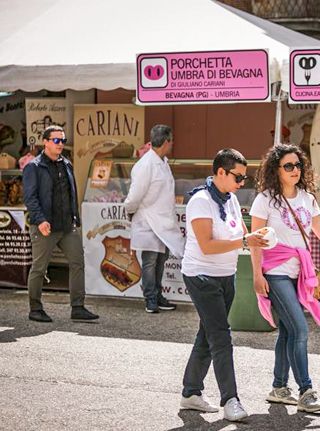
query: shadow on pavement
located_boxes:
[0,289,319,356]
[168,404,320,431]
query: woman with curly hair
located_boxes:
[250,143,320,413]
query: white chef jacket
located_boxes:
[124,148,185,258]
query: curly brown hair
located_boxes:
[255,144,315,209]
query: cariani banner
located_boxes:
[74,104,144,201]
[136,49,270,105]
[82,202,189,301]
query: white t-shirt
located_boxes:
[181,189,243,277]
[250,189,320,278]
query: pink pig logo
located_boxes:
[144,65,165,80]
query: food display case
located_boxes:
[82,158,261,301]
[83,158,259,209]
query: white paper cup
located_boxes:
[256,226,278,250]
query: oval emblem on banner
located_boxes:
[0,211,11,228]
[144,64,165,80]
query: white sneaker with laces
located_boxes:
[224,397,248,422]
[298,389,320,412]
[266,387,298,405]
[180,395,219,413]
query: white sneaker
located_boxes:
[298,389,320,412]
[266,387,298,405]
[180,395,219,413]
[224,397,248,422]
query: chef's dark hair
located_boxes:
[150,124,172,148]
[43,125,65,140]
[213,148,247,174]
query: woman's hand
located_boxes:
[253,274,269,297]
[245,232,269,248]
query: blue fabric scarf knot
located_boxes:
[188,177,231,221]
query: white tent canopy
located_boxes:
[0,0,319,92]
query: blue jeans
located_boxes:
[265,274,312,393]
[141,248,169,300]
[182,274,238,406]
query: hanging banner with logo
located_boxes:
[74,104,144,201]
[25,98,67,147]
[0,209,32,287]
[289,49,320,104]
[82,202,189,301]
[136,49,270,105]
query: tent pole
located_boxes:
[274,89,282,146]
[310,104,320,202]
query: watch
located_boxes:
[242,235,249,250]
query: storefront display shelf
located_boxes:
[81,157,263,311]
[83,157,260,212]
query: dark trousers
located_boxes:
[28,225,85,311]
[141,248,169,300]
[182,274,238,406]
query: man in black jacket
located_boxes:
[23,125,99,322]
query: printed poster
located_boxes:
[0,92,26,158]
[74,104,144,201]
[82,202,189,301]
[0,210,32,287]
[25,98,67,146]
[90,159,113,189]
[283,101,316,159]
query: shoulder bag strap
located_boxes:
[282,194,310,252]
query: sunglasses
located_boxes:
[227,171,248,184]
[48,138,67,145]
[279,162,302,172]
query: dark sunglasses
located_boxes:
[48,138,67,145]
[280,162,302,172]
[227,171,248,184]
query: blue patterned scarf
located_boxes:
[189,177,231,221]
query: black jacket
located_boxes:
[23,152,80,227]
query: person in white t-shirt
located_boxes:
[180,149,267,422]
[250,144,320,413]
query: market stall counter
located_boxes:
[82,157,272,330]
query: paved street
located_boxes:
[1,288,320,431]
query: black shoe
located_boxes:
[29,310,52,322]
[157,295,176,311]
[145,298,159,313]
[71,306,99,321]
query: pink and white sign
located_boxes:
[290,49,320,104]
[136,50,270,105]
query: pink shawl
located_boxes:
[257,243,320,328]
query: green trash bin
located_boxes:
[229,254,275,331]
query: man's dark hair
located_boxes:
[212,148,247,174]
[43,125,65,140]
[150,124,172,148]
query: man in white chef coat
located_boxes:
[124,124,185,313]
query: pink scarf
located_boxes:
[257,243,320,328]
